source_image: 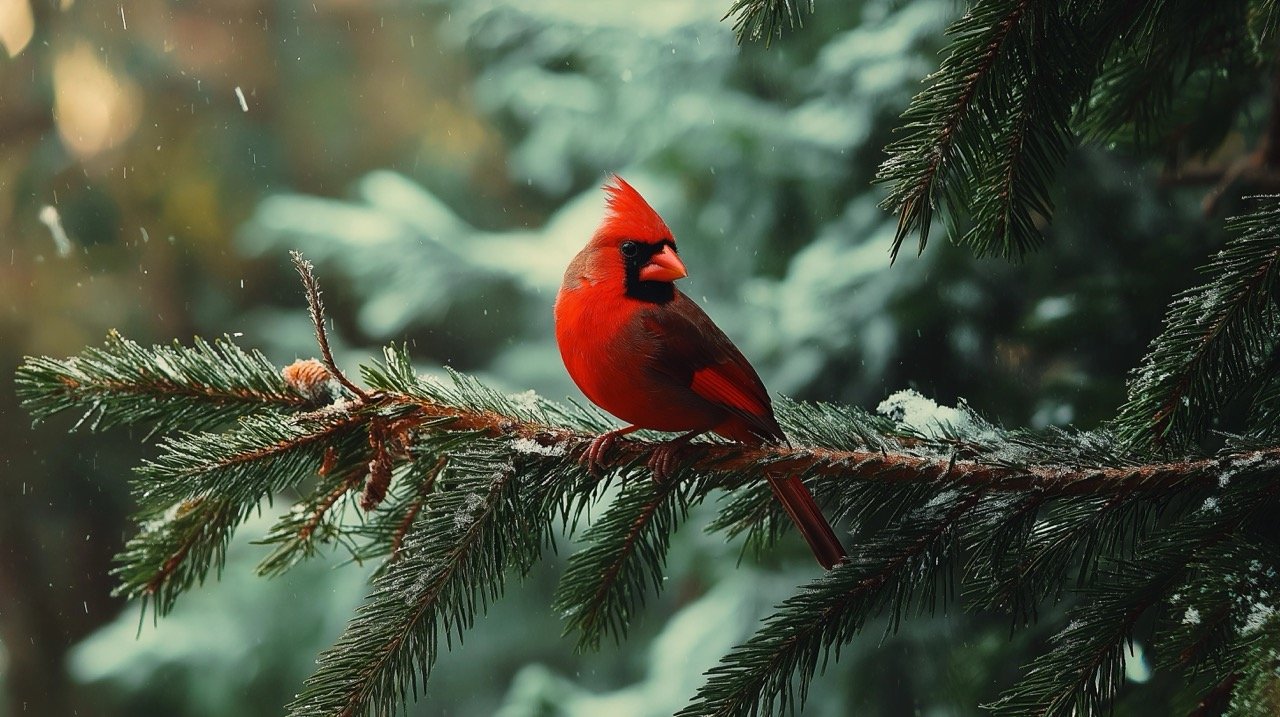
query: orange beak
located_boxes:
[638,245,688,282]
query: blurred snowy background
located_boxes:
[0,1,1221,715]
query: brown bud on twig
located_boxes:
[318,445,338,476]
[282,358,335,402]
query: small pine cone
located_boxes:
[282,358,334,402]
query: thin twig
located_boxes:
[290,251,370,401]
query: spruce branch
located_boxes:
[1189,673,1240,717]
[15,252,1280,717]
[286,447,554,717]
[117,410,367,614]
[968,488,1177,623]
[989,479,1280,716]
[365,390,1280,499]
[990,563,1182,717]
[1158,537,1279,685]
[136,409,366,508]
[15,330,317,436]
[294,354,1280,497]
[876,0,1034,260]
[255,459,368,578]
[876,0,1275,259]
[388,456,446,562]
[1248,375,1280,442]
[346,455,450,572]
[553,471,698,650]
[1116,197,1280,451]
[1226,610,1280,716]
[1254,0,1280,51]
[959,2,1087,258]
[1083,2,1250,148]
[18,323,1280,629]
[678,488,985,717]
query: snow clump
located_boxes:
[876,388,979,439]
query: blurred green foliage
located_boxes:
[0,0,1254,715]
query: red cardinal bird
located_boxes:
[554,176,846,570]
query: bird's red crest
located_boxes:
[598,175,672,243]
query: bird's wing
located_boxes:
[640,292,784,442]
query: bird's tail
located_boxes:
[766,474,846,570]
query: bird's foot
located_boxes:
[582,426,639,476]
[646,430,705,482]
[646,445,682,482]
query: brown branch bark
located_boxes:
[367,393,1280,497]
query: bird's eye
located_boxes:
[620,241,638,257]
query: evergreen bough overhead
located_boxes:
[875,0,1280,260]
[13,3,1280,717]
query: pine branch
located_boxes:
[1116,197,1280,451]
[553,471,698,650]
[678,488,984,717]
[286,447,554,717]
[15,330,317,437]
[116,410,367,615]
[876,0,1035,260]
[722,0,813,46]
[15,250,1280,717]
[990,479,1280,716]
